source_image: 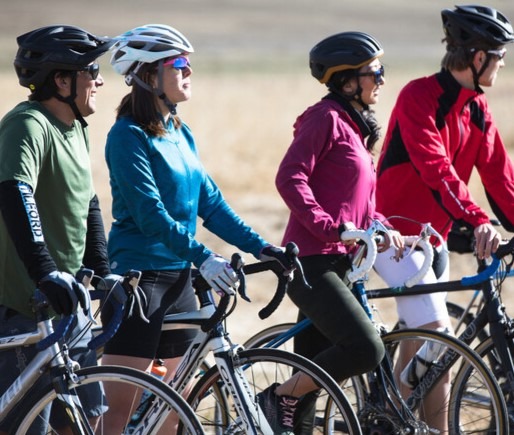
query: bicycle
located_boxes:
[0,270,204,434]
[243,223,513,434]
[110,243,363,434]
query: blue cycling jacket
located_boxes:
[105,116,267,273]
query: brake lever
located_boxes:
[124,270,148,323]
[232,253,250,302]
[76,268,95,323]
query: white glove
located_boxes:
[199,255,239,296]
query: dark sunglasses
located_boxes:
[356,65,385,85]
[79,63,100,80]
[163,56,191,70]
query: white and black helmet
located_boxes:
[110,24,194,77]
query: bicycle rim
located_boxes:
[187,347,362,434]
[243,322,368,412]
[11,365,204,434]
[382,328,508,434]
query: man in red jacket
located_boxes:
[374,5,514,431]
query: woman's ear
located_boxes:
[341,78,357,96]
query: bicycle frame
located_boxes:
[130,287,273,434]
[250,265,511,422]
[450,272,514,398]
[0,318,66,421]
[0,270,145,432]
[252,309,463,416]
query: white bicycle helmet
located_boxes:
[110,24,194,77]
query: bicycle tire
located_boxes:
[382,328,508,434]
[243,322,368,412]
[465,336,514,425]
[10,365,204,434]
[186,347,362,434]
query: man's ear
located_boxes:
[472,49,485,68]
[54,72,69,91]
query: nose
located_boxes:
[95,73,105,86]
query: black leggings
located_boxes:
[287,254,384,382]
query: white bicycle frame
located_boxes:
[131,289,273,434]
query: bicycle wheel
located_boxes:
[187,347,362,434]
[11,365,204,434]
[381,328,508,434]
[243,322,368,413]
[464,335,514,428]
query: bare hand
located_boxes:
[380,229,405,261]
[474,223,501,260]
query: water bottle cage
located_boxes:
[404,355,437,389]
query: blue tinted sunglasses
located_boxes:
[356,65,385,85]
[163,56,191,70]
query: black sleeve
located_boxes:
[485,191,514,233]
[82,194,111,277]
[0,180,57,283]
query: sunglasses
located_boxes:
[356,65,385,85]
[163,56,191,70]
[487,48,507,60]
[79,63,100,80]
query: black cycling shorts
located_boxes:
[102,269,198,359]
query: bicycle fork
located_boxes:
[213,344,273,434]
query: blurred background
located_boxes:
[2,0,514,336]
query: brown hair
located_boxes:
[441,36,494,71]
[116,62,181,136]
[29,70,74,102]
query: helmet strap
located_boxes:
[470,52,491,92]
[53,73,88,127]
[156,60,177,115]
[328,75,369,111]
[128,60,178,116]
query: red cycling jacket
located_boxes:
[376,69,514,240]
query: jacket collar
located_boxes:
[322,92,371,139]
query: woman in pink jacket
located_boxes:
[261,31,403,433]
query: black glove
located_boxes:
[259,245,295,278]
[39,271,88,316]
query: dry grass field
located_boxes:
[3,0,514,342]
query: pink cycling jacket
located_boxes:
[276,98,388,257]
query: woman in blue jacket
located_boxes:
[101,24,291,433]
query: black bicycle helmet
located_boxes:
[441,5,514,48]
[14,25,114,91]
[309,31,383,84]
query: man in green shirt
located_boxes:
[0,25,114,433]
